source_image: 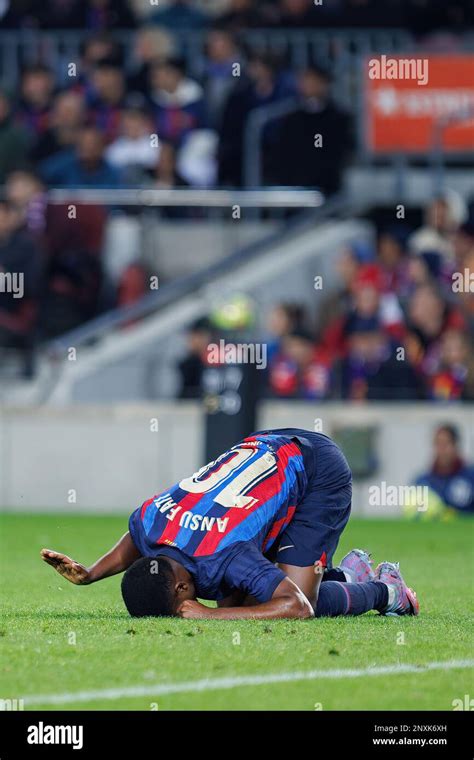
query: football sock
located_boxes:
[314,581,389,617]
[322,567,347,582]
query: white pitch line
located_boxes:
[22,659,474,707]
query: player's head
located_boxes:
[121,556,196,617]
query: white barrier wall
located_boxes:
[1,402,473,514]
[259,402,474,516]
[0,404,202,512]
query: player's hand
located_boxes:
[40,549,91,585]
[177,600,213,619]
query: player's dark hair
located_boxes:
[121,557,176,617]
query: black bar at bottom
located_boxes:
[0,710,471,757]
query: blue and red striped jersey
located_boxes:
[128,433,309,601]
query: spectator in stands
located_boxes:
[275,64,353,194]
[0,91,30,183]
[128,27,177,95]
[16,65,56,137]
[5,170,48,238]
[268,328,332,399]
[29,90,86,164]
[87,60,128,143]
[148,57,207,146]
[406,282,466,381]
[409,194,466,260]
[202,29,244,130]
[413,425,474,514]
[408,283,465,344]
[151,58,206,145]
[216,0,277,31]
[265,302,308,363]
[321,263,404,363]
[426,328,474,401]
[40,125,121,187]
[79,33,124,85]
[0,200,43,363]
[376,225,411,294]
[338,317,422,401]
[105,96,159,183]
[317,240,374,336]
[177,317,213,399]
[150,0,209,30]
[39,199,107,338]
[218,53,295,186]
[352,265,405,339]
[40,246,105,339]
[404,250,449,304]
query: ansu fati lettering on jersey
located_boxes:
[131,435,307,557]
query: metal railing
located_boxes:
[49,187,323,208]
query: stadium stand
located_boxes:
[0,0,473,402]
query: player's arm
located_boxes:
[179,577,314,620]
[40,531,141,585]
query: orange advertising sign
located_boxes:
[364,55,474,153]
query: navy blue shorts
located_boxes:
[257,428,352,568]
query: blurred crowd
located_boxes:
[179,195,474,402]
[1,0,472,194]
[1,0,472,34]
[0,27,355,193]
[264,196,474,402]
[0,0,473,391]
[0,3,359,360]
[0,172,128,364]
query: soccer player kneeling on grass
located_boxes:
[41,428,419,620]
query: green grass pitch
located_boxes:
[0,513,472,711]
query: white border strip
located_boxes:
[22,659,474,707]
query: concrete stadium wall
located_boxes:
[0,402,473,514]
[0,404,202,513]
[259,402,474,517]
